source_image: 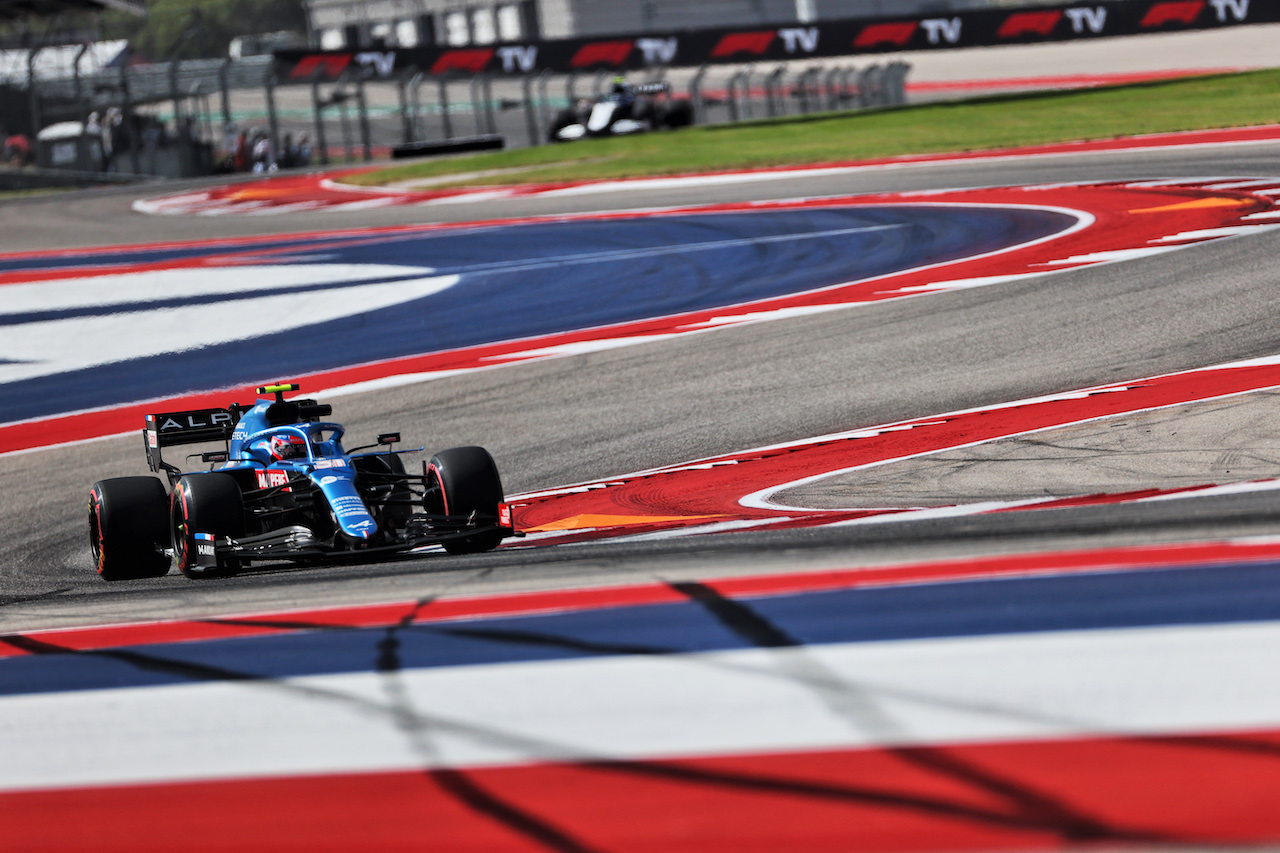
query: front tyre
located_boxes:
[171,473,245,578]
[424,446,505,555]
[89,477,172,581]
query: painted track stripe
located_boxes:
[513,358,1280,540]
[7,180,1279,455]
[4,727,1280,851]
[5,621,1280,791]
[9,556,1280,696]
[6,537,1280,658]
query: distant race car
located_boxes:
[88,384,517,580]
[550,80,694,142]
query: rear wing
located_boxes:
[144,408,237,475]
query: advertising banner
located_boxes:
[275,1,1274,81]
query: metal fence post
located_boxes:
[437,75,453,140]
[521,73,540,147]
[354,73,371,161]
[765,65,785,117]
[265,72,281,163]
[482,74,496,135]
[219,57,232,127]
[311,73,329,166]
[120,62,141,174]
[536,69,552,133]
[397,71,415,143]
[27,47,43,137]
[689,64,708,124]
[470,74,487,137]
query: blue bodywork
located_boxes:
[222,399,382,541]
[137,385,511,576]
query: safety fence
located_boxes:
[20,55,910,176]
[15,0,1276,178]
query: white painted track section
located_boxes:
[0,265,457,385]
[6,619,1280,792]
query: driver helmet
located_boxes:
[270,434,308,460]
[611,76,629,94]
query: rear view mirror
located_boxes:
[377,433,401,446]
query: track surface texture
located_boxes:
[4,137,1280,631]
[8,25,1280,846]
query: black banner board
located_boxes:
[275,1,1274,81]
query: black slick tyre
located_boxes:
[548,108,579,142]
[171,473,245,578]
[424,446,505,555]
[662,99,694,128]
[88,477,172,581]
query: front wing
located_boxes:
[189,506,516,569]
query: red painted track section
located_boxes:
[6,536,1280,658]
[9,130,1280,852]
[509,358,1280,542]
[7,536,1280,850]
[9,167,1280,457]
[6,728,1280,853]
[132,126,1280,215]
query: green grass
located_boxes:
[344,68,1280,188]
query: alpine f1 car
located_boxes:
[549,80,694,142]
[88,384,517,580]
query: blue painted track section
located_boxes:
[4,559,1280,697]
[1,205,1073,424]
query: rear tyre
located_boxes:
[424,446,505,555]
[171,473,245,578]
[661,99,694,128]
[89,477,172,581]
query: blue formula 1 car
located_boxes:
[88,384,516,580]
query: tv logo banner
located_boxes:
[276,0,1276,80]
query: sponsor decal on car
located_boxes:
[158,411,234,432]
[195,532,216,558]
[255,470,291,489]
[330,495,368,518]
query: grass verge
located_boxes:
[343,68,1280,189]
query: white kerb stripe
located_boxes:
[2,620,1280,792]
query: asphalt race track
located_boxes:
[5,136,1280,623]
[6,130,1280,850]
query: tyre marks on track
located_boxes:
[5,178,1280,456]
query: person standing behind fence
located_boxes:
[251,130,276,172]
[85,112,102,170]
[102,107,120,172]
[295,133,312,168]
[278,132,295,169]
[234,130,249,171]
